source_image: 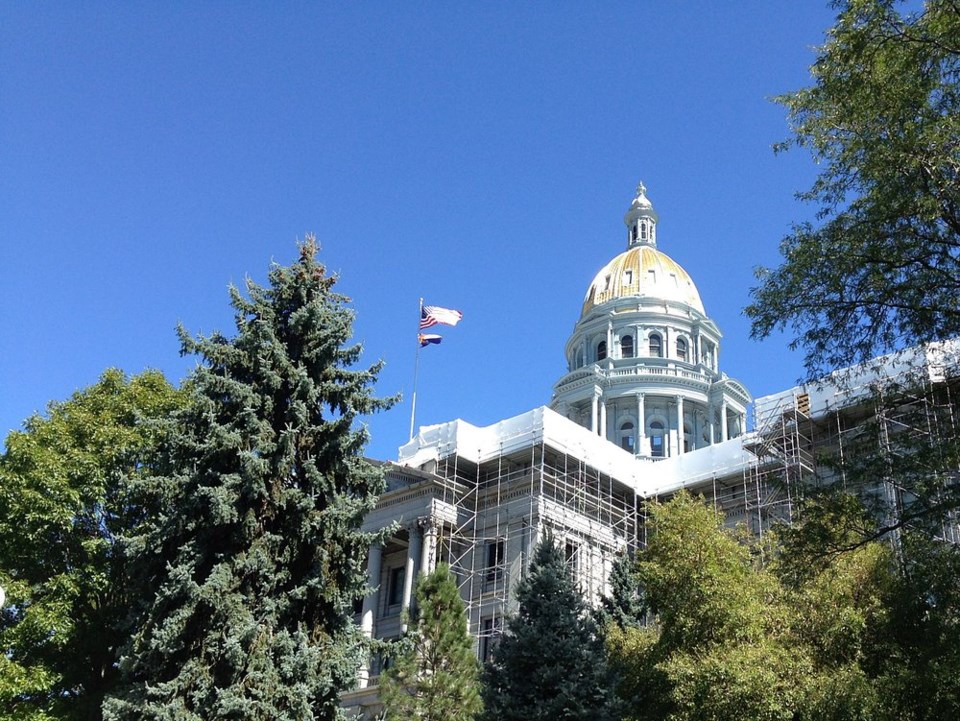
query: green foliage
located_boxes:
[611,491,960,720]
[747,0,960,377]
[612,492,808,721]
[744,4,960,705]
[103,238,395,720]
[482,534,616,721]
[774,501,893,721]
[775,492,960,720]
[0,369,186,721]
[380,564,481,721]
[594,550,645,631]
[868,532,960,720]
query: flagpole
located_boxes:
[409,297,423,441]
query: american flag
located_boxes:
[420,305,463,329]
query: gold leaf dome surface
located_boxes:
[582,245,705,316]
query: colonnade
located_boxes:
[358,517,439,687]
[581,390,743,457]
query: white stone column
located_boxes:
[636,393,646,456]
[721,400,729,441]
[606,321,613,364]
[420,520,438,576]
[591,393,599,434]
[358,541,383,688]
[401,524,422,632]
[676,395,685,455]
[599,395,607,440]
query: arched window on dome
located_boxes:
[649,420,666,458]
[619,421,635,453]
[597,341,607,362]
[676,337,688,362]
[640,222,647,240]
[621,335,634,359]
[648,333,662,358]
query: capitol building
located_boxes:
[344,183,960,716]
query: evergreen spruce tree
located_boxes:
[595,550,645,631]
[482,535,616,721]
[380,563,482,721]
[103,238,394,721]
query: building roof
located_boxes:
[397,405,757,498]
[754,339,960,423]
[581,244,705,316]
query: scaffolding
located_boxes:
[373,344,960,676]
[737,348,960,545]
[422,426,640,654]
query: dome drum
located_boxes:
[565,320,721,376]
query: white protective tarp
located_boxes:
[397,406,756,498]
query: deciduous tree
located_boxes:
[0,370,185,721]
[747,0,960,378]
[610,490,960,721]
[610,492,807,721]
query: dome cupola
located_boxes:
[624,181,658,248]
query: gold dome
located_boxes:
[582,245,705,316]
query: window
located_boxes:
[624,269,633,285]
[604,275,611,291]
[650,420,665,458]
[676,337,688,362]
[621,334,634,358]
[480,617,502,662]
[485,540,504,584]
[648,269,656,283]
[620,421,635,452]
[564,541,579,575]
[648,333,662,358]
[597,341,607,361]
[387,566,406,607]
[640,222,647,240]
[683,423,692,453]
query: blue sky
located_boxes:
[1,1,838,461]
